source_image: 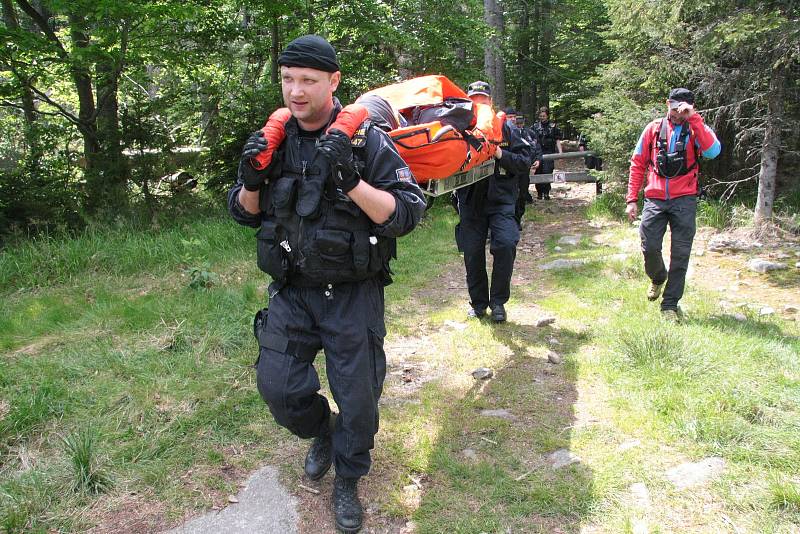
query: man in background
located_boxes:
[454,83,534,323]
[626,87,721,321]
[532,106,563,200]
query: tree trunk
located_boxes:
[270,15,280,84]
[538,0,554,110]
[1,0,39,155]
[94,54,128,206]
[67,13,99,161]
[516,2,531,118]
[483,0,505,107]
[531,0,541,112]
[307,0,315,34]
[483,0,495,87]
[754,62,785,225]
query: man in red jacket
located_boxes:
[626,88,721,321]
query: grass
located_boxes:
[2,194,799,533]
[63,427,112,495]
[0,202,461,531]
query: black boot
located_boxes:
[333,475,363,533]
[304,412,336,481]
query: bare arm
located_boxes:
[346,180,397,224]
[238,188,261,215]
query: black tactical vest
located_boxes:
[255,118,392,287]
[654,119,697,179]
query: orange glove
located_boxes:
[250,108,292,171]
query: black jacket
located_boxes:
[456,121,535,216]
[228,101,426,286]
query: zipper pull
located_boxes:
[301,161,307,179]
[280,240,292,253]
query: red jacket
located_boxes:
[627,113,720,203]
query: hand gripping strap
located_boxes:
[327,104,369,141]
[251,107,293,170]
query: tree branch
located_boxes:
[13,0,68,58]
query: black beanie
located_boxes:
[278,35,340,73]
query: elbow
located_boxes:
[702,140,721,160]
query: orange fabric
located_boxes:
[251,108,292,170]
[328,104,369,136]
[389,120,497,181]
[362,75,468,111]
[248,76,504,183]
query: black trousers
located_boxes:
[534,157,555,198]
[639,196,697,310]
[515,173,531,224]
[255,278,386,478]
[456,211,520,311]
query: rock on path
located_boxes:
[165,466,298,534]
[666,457,725,489]
[748,258,787,273]
[539,258,589,271]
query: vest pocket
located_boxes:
[315,229,352,263]
[256,221,289,279]
[272,176,297,218]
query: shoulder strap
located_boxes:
[658,118,669,148]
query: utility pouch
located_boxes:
[315,229,352,263]
[296,172,325,218]
[256,220,290,279]
[351,230,371,274]
[252,307,269,367]
[272,176,297,218]
[253,307,268,341]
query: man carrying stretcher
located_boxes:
[455,81,535,323]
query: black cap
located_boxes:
[668,88,695,105]
[278,35,340,73]
[467,81,491,97]
[504,107,517,115]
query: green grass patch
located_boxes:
[3,197,799,532]
[586,187,627,221]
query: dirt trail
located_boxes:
[291,182,799,532]
[290,183,605,533]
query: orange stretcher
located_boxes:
[360,75,504,184]
[250,75,504,195]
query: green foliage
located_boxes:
[62,427,112,495]
[696,199,733,229]
[586,187,627,220]
[183,262,220,289]
[770,476,800,511]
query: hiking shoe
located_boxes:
[661,309,681,323]
[647,281,665,301]
[333,475,363,533]
[304,413,336,481]
[490,304,507,323]
[467,307,487,319]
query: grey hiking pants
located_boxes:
[639,195,697,311]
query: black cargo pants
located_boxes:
[515,173,531,225]
[456,211,520,312]
[255,277,386,479]
[639,195,697,311]
[534,158,554,198]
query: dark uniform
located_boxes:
[514,126,542,226]
[228,99,425,479]
[455,121,534,317]
[532,119,562,199]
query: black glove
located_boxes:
[318,129,360,193]
[239,131,268,191]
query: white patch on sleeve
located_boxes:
[395,167,413,182]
